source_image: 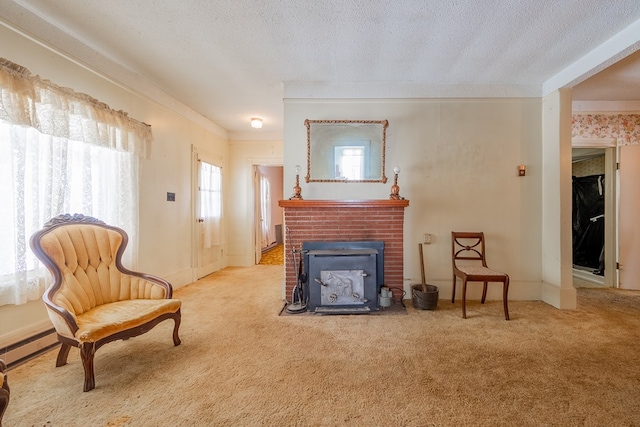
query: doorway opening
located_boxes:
[253,165,284,265]
[571,145,616,288]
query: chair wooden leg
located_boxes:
[172,312,182,346]
[56,343,72,367]
[481,282,488,304]
[461,280,468,319]
[503,278,510,320]
[451,275,457,303]
[80,342,96,392]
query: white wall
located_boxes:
[284,99,543,300]
[0,24,228,347]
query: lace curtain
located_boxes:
[260,174,271,248]
[0,58,151,306]
[0,58,152,158]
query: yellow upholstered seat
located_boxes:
[75,299,182,342]
[30,214,182,391]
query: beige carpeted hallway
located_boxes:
[3,265,640,426]
[258,244,284,265]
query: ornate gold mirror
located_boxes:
[305,119,388,183]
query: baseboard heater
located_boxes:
[0,328,59,369]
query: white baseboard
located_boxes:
[163,268,196,290]
[400,279,544,301]
[542,281,577,309]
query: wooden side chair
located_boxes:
[451,232,510,320]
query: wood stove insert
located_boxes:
[303,241,384,314]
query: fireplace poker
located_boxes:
[419,243,427,293]
[285,226,307,314]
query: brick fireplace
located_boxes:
[278,199,410,303]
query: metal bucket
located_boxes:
[411,284,439,310]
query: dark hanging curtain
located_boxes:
[572,174,605,273]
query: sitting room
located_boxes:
[1,1,640,425]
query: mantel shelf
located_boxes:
[278,199,409,208]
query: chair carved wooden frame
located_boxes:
[0,359,9,427]
[30,214,182,391]
[451,232,510,320]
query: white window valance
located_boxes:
[0,57,152,159]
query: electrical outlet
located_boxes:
[167,192,175,202]
[423,233,433,244]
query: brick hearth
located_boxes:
[278,199,410,301]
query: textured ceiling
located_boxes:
[1,0,640,139]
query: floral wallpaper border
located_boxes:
[572,114,640,145]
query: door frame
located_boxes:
[571,138,617,288]
[250,159,283,265]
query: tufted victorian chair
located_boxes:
[30,214,182,391]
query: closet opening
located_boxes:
[571,147,615,288]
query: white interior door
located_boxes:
[196,155,224,279]
[618,144,640,289]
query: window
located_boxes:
[199,161,223,248]
[0,58,151,306]
[335,145,365,180]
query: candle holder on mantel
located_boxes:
[290,165,303,200]
[389,166,403,200]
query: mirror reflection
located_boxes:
[305,119,388,183]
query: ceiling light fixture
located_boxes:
[250,118,263,129]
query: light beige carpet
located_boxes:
[4,265,640,426]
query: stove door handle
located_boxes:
[314,278,328,287]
